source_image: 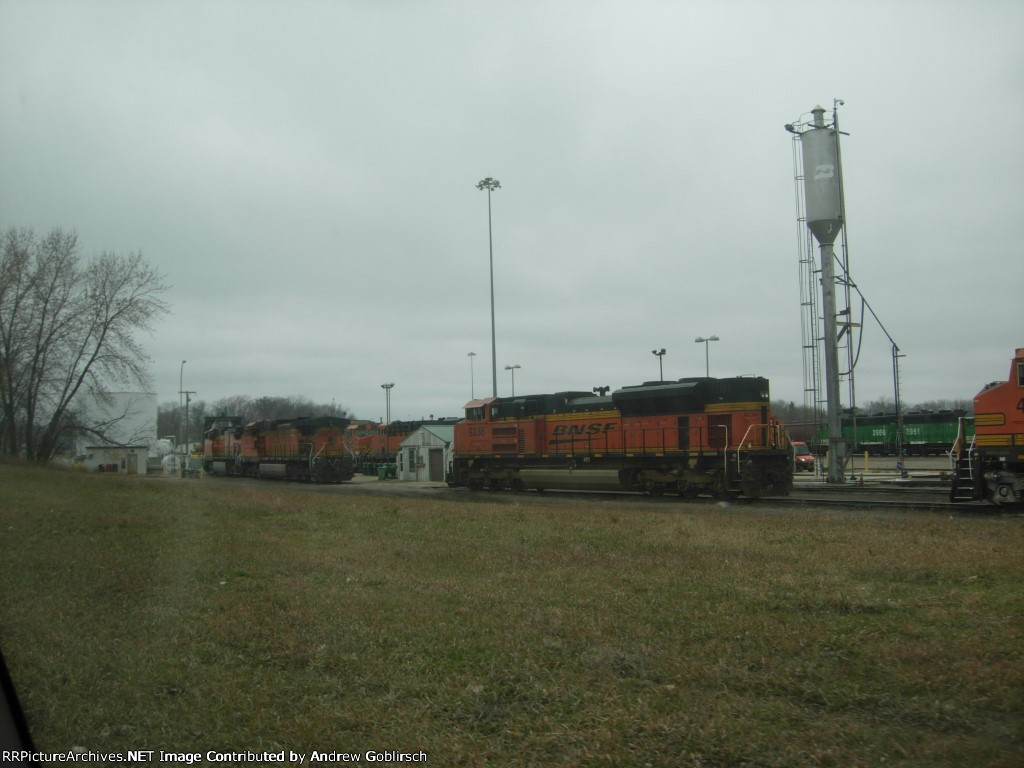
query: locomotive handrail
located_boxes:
[773,421,789,449]
[734,422,786,476]
[947,415,975,471]
[311,441,328,464]
[298,440,316,471]
[947,433,976,471]
[736,424,756,473]
[716,425,730,487]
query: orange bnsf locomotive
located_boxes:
[203,415,354,483]
[951,347,1024,507]
[447,376,793,499]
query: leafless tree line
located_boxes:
[0,227,169,460]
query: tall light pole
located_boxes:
[651,348,666,380]
[178,360,186,476]
[477,177,501,397]
[182,389,195,474]
[505,364,521,396]
[381,382,394,424]
[694,335,719,377]
[467,352,476,399]
[381,382,394,464]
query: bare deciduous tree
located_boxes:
[0,227,169,460]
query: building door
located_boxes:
[127,453,138,475]
[428,448,444,481]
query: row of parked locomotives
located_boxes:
[203,415,355,483]
[344,417,459,473]
[951,347,1024,507]
[818,409,973,456]
[447,376,793,499]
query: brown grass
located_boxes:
[1,461,1022,766]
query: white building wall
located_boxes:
[74,391,157,467]
[82,445,148,475]
[397,426,453,482]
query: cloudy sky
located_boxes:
[2,0,1021,423]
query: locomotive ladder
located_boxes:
[950,453,980,502]
[949,423,980,502]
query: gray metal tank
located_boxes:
[800,106,842,245]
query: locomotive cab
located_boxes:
[969,347,1024,506]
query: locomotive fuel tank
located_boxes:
[258,463,289,479]
[517,468,625,492]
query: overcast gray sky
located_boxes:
[2,0,1022,423]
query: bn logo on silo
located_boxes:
[814,164,835,180]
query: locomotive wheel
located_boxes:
[767,466,793,496]
[677,482,700,499]
[740,462,762,499]
[711,471,734,500]
[740,474,762,499]
[642,479,665,496]
[618,469,639,491]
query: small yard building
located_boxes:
[397,425,454,482]
[82,444,149,475]
[73,391,157,473]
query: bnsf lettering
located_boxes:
[552,423,617,436]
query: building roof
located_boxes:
[399,424,454,447]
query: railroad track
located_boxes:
[198,472,1012,513]
[781,495,983,513]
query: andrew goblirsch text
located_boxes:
[2,749,427,764]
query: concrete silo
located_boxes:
[795,105,848,482]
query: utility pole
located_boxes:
[477,177,501,397]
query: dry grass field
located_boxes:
[1,461,1021,766]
